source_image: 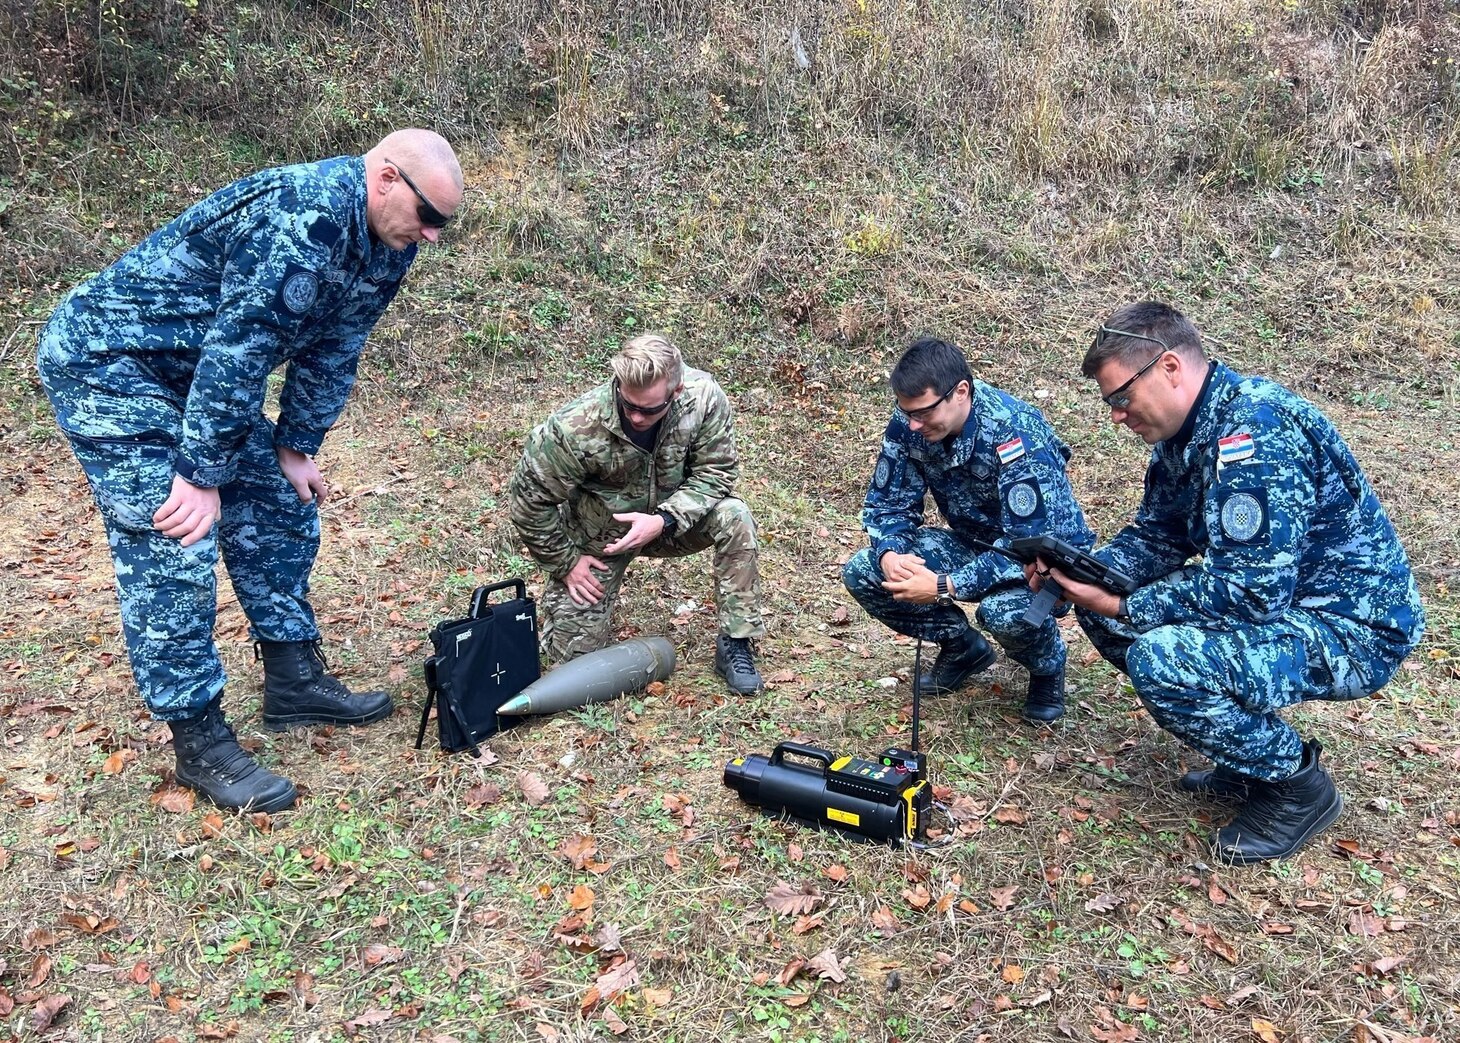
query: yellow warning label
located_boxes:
[827,807,861,826]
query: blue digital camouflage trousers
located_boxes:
[842,527,1066,677]
[539,497,765,662]
[44,380,322,720]
[1076,575,1403,781]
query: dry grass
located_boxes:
[1,1,1459,1040]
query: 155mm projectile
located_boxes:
[496,636,676,716]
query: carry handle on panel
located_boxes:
[470,579,528,618]
[770,742,836,771]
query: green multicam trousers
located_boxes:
[539,497,765,662]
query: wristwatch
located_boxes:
[1115,596,1131,625]
[657,511,678,537]
[935,574,955,608]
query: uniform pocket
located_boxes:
[71,437,177,533]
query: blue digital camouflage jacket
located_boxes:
[1102,361,1423,664]
[37,156,415,488]
[861,379,1094,594]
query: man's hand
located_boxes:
[882,560,941,604]
[153,475,222,547]
[879,550,926,582]
[277,446,325,504]
[603,511,666,556]
[1040,562,1123,618]
[565,554,611,606]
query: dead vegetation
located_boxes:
[0,1,1458,1041]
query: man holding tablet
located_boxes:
[1039,301,1424,864]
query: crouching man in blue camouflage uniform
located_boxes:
[842,337,1094,722]
[509,334,767,695]
[1039,301,1424,864]
[37,129,463,813]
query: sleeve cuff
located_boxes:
[172,451,233,489]
[274,422,327,456]
[871,536,913,559]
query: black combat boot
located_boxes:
[917,628,997,696]
[715,634,764,695]
[1213,740,1343,866]
[1179,763,1252,800]
[171,699,297,813]
[1022,664,1065,724]
[256,640,394,731]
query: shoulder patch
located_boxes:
[1218,488,1269,543]
[1218,432,1255,466]
[997,437,1026,466]
[279,269,319,315]
[1006,480,1042,520]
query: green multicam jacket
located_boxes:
[509,368,740,578]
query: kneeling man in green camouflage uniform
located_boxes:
[509,334,766,694]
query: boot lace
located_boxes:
[196,709,259,784]
[1232,784,1291,839]
[307,640,332,676]
[723,637,756,673]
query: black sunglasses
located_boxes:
[1092,327,1171,409]
[614,379,675,418]
[385,157,453,228]
[897,382,959,422]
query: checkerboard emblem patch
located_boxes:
[1220,491,1265,542]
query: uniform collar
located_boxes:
[1163,360,1235,468]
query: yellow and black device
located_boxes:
[723,742,932,846]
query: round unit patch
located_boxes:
[1006,481,1040,519]
[874,456,891,490]
[1220,491,1264,542]
[281,272,319,315]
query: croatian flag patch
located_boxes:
[1218,433,1255,465]
[997,437,1026,465]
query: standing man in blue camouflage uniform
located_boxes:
[842,337,1094,722]
[37,129,463,813]
[509,333,767,695]
[1040,301,1424,864]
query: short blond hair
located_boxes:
[610,333,684,390]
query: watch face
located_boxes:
[936,594,954,608]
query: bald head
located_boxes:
[366,129,463,192]
[363,128,463,250]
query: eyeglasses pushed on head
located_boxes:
[1092,326,1172,409]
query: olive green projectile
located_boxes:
[496,636,676,716]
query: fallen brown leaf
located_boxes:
[871,905,900,936]
[30,993,69,1033]
[595,958,639,1002]
[1252,1017,1281,1043]
[764,880,824,917]
[902,884,932,910]
[359,943,404,967]
[806,948,846,983]
[602,1005,629,1035]
[517,772,550,806]
[150,785,195,814]
[560,834,597,869]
